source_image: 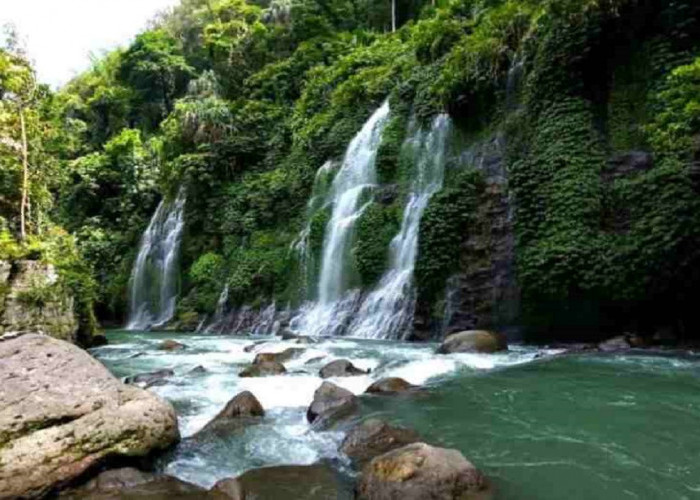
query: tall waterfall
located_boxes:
[126,189,186,330]
[291,101,390,336]
[349,114,451,339]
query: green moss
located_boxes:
[415,169,485,305]
[354,201,401,287]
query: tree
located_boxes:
[0,28,37,241]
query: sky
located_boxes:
[0,0,180,88]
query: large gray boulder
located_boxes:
[437,330,507,354]
[306,381,357,425]
[357,443,491,500]
[340,418,420,466]
[211,464,341,500]
[0,334,180,499]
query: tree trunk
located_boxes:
[391,0,396,32]
[19,106,29,241]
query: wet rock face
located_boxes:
[340,419,420,466]
[213,464,342,500]
[357,442,491,500]
[437,330,507,354]
[239,361,287,377]
[307,381,357,425]
[319,359,368,378]
[365,377,415,394]
[0,334,180,499]
[0,260,79,343]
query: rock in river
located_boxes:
[436,330,507,354]
[211,463,342,500]
[197,390,264,435]
[319,359,368,378]
[357,442,491,500]
[365,377,415,395]
[158,339,187,351]
[253,347,305,364]
[307,381,357,425]
[124,368,174,388]
[340,418,420,466]
[0,334,180,499]
[239,361,287,377]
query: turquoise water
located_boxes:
[94,331,700,498]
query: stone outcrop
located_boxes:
[340,419,420,466]
[356,443,491,500]
[0,334,180,499]
[306,381,357,425]
[0,260,79,343]
[319,359,368,378]
[437,330,507,354]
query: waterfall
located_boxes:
[349,114,452,339]
[126,189,186,330]
[291,101,390,336]
[203,283,229,333]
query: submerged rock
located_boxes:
[437,330,507,354]
[357,442,491,500]
[243,340,267,353]
[211,464,341,500]
[158,339,187,351]
[365,377,416,394]
[253,347,305,364]
[239,361,286,377]
[319,359,368,378]
[307,381,357,425]
[90,334,109,347]
[340,418,420,466]
[188,365,208,375]
[0,334,180,499]
[124,368,175,388]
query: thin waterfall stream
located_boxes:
[126,189,187,330]
[350,114,451,339]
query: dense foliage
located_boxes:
[2,0,700,340]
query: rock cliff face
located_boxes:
[0,260,79,343]
[0,334,180,499]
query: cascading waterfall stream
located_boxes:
[349,114,452,339]
[291,101,390,336]
[126,189,187,330]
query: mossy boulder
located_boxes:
[365,377,416,395]
[340,418,420,466]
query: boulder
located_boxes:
[319,359,368,378]
[436,330,507,354]
[124,368,175,388]
[357,443,491,500]
[243,340,267,353]
[211,464,341,500]
[0,334,180,499]
[307,381,357,425]
[60,471,208,499]
[253,347,305,365]
[239,361,286,377]
[206,391,264,424]
[340,419,420,466]
[158,339,187,351]
[598,335,631,352]
[365,377,415,395]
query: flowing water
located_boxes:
[93,332,700,499]
[292,101,390,336]
[349,114,451,340]
[126,190,186,330]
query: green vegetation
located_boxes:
[1,0,700,340]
